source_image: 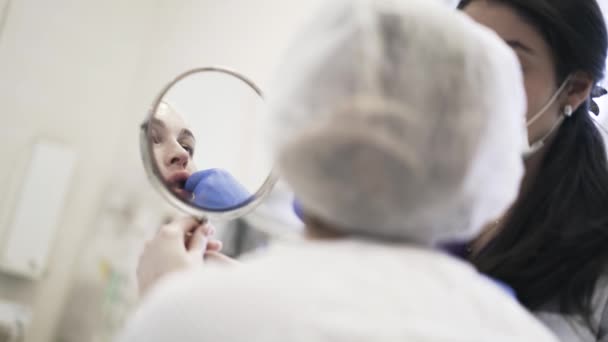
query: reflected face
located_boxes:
[150,103,197,200]
[463,1,562,146]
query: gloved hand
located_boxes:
[184,168,252,209]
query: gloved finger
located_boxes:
[212,169,251,196]
[184,169,216,192]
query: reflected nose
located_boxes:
[166,144,189,169]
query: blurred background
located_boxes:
[0,1,608,342]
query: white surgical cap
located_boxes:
[267,0,527,244]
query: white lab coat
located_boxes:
[118,239,557,342]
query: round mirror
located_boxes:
[140,67,277,220]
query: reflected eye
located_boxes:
[151,130,162,144]
[182,144,194,157]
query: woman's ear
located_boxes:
[564,71,594,110]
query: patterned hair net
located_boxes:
[266,0,528,244]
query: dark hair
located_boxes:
[458,0,608,323]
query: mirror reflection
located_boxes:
[146,70,272,211]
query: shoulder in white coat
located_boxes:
[118,239,558,342]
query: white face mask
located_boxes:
[523,76,572,159]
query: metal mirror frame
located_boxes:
[140,66,279,221]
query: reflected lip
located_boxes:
[166,171,192,199]
[167,171,191,188]
[172,187,193,201]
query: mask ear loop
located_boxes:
[523,76,572,159]
[526,77,608,153]
[526,76,572,127]
[523,107,571,158]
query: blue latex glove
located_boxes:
[184,168,252,210]
[292,198,304,221]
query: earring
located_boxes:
[564,104,573,117]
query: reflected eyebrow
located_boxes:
[150,118,166,128]
[179,129,196,142]
[506,40,535,55]
[141,117,166,131]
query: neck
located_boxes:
[520,141,548,193]
[469,144,548,255]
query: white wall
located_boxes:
[0,0,159,341]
